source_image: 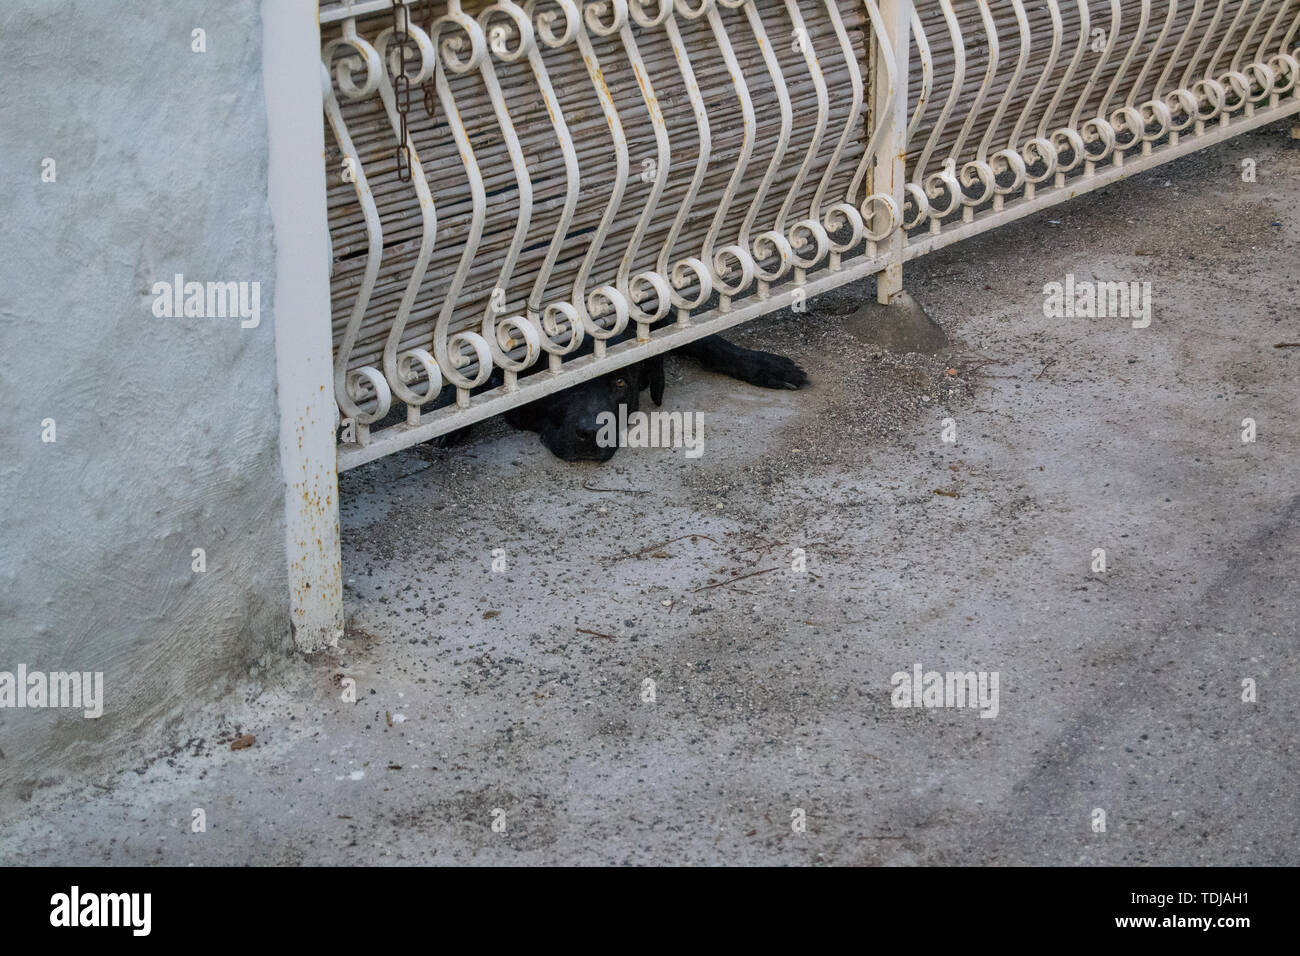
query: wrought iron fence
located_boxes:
[319,0,1300,469]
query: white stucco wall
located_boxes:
[0,1,310,810]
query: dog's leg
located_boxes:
[677,335,809,389]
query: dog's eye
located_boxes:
[614,378,627,388]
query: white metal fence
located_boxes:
[319,0,1300,470]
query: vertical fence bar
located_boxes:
[266,0,344,651]
[874,0,913,304]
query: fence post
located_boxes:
[264,0,345,651]
[874,0,912,305]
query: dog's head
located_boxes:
[506,357,665,462]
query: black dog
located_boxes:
[505,334,808,462]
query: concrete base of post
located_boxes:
[844,290,949,355]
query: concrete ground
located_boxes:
[2,122,1297,866]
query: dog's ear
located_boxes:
[643,356,665,406]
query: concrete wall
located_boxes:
[0,1,295,810]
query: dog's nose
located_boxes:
[576,427,599,446]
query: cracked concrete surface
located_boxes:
[1,122,1296,866]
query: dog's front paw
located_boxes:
[736,350,811,390]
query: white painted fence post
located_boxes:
[264,0,345,651]
[874,0,912,305]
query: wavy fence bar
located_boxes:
[319,0,1300,470]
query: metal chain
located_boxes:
[421,0,438,117]
[392,0,412,182]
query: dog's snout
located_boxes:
[576,425,599,445]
